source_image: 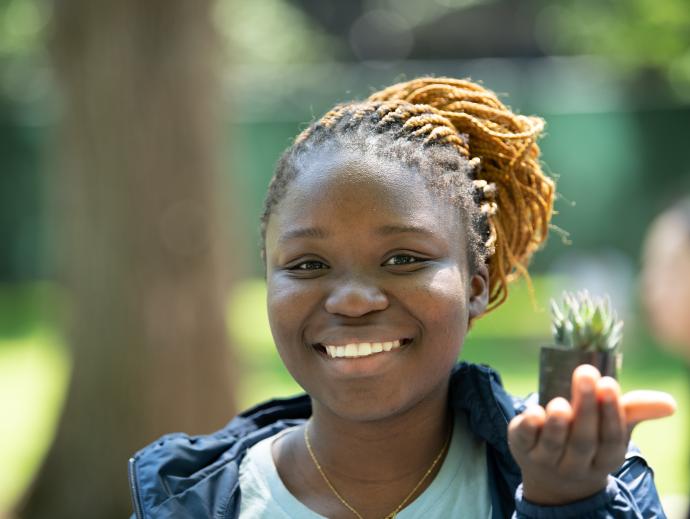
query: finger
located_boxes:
[560,365,600,471]
[592,377,626,471]
[621,390,677,427]
[597,377,625,442]
[570,364,602,409]
[508,405,546,455]
[530,397,572,466]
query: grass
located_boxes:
[1,278,688,514]
[0,327,69,511]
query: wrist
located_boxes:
[515,478,617,518]
[522,476,608,506]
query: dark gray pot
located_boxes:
[538,346,622,406]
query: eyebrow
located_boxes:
[278,224,437,243]
[279,227,329,243]
[376,224,437,237]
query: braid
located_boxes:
[261,77,555,313]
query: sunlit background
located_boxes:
[1,0,689,517]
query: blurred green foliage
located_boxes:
[0,336,68,508]
[0,0,46,56]
[538,0,690,99]
[214,0,341,64]
[2,0,690,281]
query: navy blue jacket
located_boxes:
[129,362,666,518]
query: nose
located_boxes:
[324,276,389,317]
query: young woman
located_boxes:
[129,77,675,518]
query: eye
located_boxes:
[289,260,328,271]
[383,254,423,266]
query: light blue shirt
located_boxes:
[238,411,492,518]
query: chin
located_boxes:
[313,381,447,424]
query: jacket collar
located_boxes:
[130,362,522,518]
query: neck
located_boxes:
[307,380,452,484]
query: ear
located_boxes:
[468,264,489,323]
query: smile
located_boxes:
[316,338,412,359]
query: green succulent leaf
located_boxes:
[550,299,564,323]
[564,320,574,347]
[550,290,624,352]
[591,305,605,335]
[607,321,624,351]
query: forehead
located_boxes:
[268,151,462,242]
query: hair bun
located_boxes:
[369,77,555,309]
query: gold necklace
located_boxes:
[303,421,452,519]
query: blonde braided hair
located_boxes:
[262,77,555,312]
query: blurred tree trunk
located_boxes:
[20,1,236,517]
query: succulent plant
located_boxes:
[550,290,623,352]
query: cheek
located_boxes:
[410,267,469,344]
[266,279,315,385]
[266,277,312,346]
[429,266,467,310]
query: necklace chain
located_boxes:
[303,421,452,519]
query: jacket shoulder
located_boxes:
[128,393,311,518]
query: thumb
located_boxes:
[621,390,676,433]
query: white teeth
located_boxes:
[322,339,405,359]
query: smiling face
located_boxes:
[264,150,489,422]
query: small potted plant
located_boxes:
[539,291,624,406]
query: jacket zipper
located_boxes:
[128,457,145,519]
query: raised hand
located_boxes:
[508,364,676,506]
